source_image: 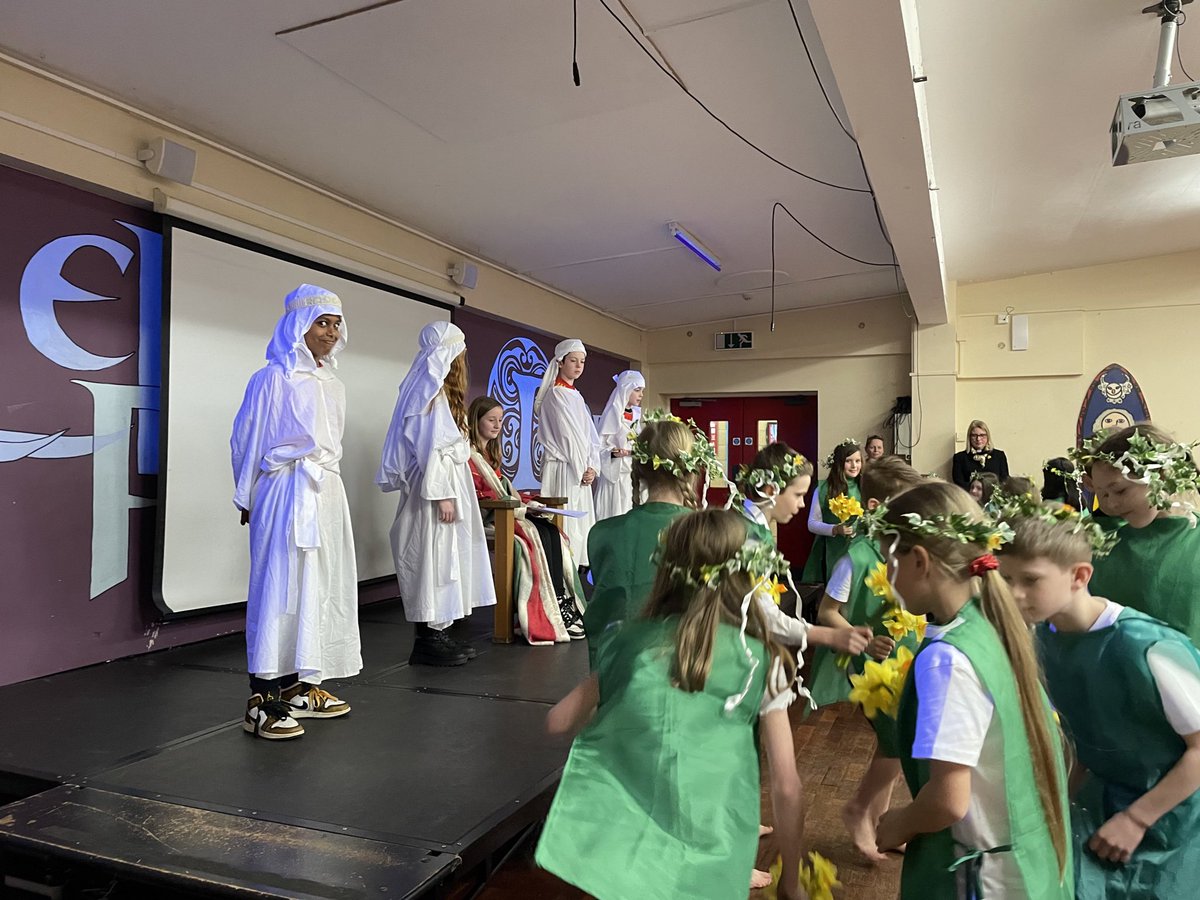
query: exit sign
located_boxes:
[714,331,753,351]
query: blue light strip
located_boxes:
[669,224,721,271]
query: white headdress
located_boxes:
[533,338,587,414]
[376,320,467,492]
[597,370,645,442]
[266,284,346,375]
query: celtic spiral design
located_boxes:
[487,338,547,484]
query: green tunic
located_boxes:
[800,478,862,583]
[807,536,921,755]
[584,502,689,668]
[535,618,768,900]
[1089,515,1200,645]
[1037,607,1200,900]
[897,600,1073,900]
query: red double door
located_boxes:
[670,395,818,572]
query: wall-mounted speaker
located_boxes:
[137,137,197,186]
[448,261,478,290]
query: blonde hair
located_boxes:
[859,456,923,505]
[1002,508,1093,568]
[884,482,1068,877]
[642,509,796,696]
[967,419,993,450]
[443,352,469,434]
[632,420,700,509]
[467,396,502,468]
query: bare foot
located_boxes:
[750,868,773,889]
[759,824,774,837]
[842,803,888,863]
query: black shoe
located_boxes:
[453,637,478,659]
[410,627,469,666]
[558,594,586,641]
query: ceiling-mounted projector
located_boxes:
[1112,0,1200,165]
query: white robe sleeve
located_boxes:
[231,367,282,511]
[418,399,469,502]
[541,389,602,480]
[756,590,811,649]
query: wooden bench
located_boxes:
[478,495,567,643]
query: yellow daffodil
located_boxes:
[769,578,788,606]
[828,493,864,523]
[849,646,914,720]
[864,561,895,603]
[799,851,842,900]
[883,607,927,642]
[835,652,851,670]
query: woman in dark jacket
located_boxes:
[951,419,1009,489]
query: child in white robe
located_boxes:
[231,284,362,741]
[533,339,603,570]
[378,321,496,666]
[594,369,645,521]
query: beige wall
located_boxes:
[644,297,913,455]
[952,249,1200,482]
[0,57,644,362]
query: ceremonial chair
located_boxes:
[478,496,567,643]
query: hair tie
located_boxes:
[968,554,999,577]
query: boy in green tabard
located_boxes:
[997,495,1200,900]
[807,456,926,861]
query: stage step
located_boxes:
[0,785,456,899]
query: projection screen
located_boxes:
[156,221,455,615]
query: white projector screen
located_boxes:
[156,222,454,616]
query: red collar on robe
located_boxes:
[555,378,576,390]
[623,409,635,422]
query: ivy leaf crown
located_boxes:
[629,408,724,478]
[859,502,1014,551]
[823,437,861,470]
[730,452,811,506]
[1067,429,1200,513]
[992,492,1119,558]
[653,536,789,591]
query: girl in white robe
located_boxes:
[594,370,645,521]
[231,283,361,741]
[533,339,603,569]
[378,321,496,666]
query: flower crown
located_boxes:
[823,438,861,469]
[729,452,810,505]
[653,537,789,591]
[992,493,1119,558]
[1067,430,1200,513]
[630,409,723,478]
[860,502,1014,553]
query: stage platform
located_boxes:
[0,601,588,899]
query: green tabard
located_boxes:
[583,502,689,668]
[800,478,862,583]
[1089,515,1200,645]
[535,618,768,900]
[1037,606,1200,899]
[897,599,1073,900]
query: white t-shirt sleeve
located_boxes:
[1147,641,1200,736]
[807,489,836,537]
[824,555,854,603]
[912,641,995,766]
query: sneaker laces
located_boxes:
[558,594,578,627]
[301,686,339,709]
[258,697,295,720]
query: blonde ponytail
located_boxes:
[977,569,1068,877]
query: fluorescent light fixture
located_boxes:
[668,221,721,271]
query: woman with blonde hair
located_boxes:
[952,419,1010,489]
[378,322,495,666]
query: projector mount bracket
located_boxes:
[1143,0,1193,88]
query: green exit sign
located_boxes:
[714,331,753,350]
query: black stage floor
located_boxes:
[0,602,587,899]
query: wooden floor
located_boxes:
[475,702,905,900]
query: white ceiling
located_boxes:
[0,0,903,329]
[916,0,1200,284]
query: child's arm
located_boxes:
[546,674,599,737]
[806,624,872,655]
[1090,730,1200,864]
[760,708,804,900]
[876,760,971,851]
[816,594,852,629]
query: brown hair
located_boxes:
[736,442,814,500]
[865,434,886,450]
[970,471,1000,503]
[1001,507,1093,568]
[642,509,796,697]
[859,456,923,505]
[1000,475,1036,498]
[467,396,503,468]
[632,420,700,509]
[827,440,862,497]
[443,351,469,434]
[1087,422,1192,474]
[884,482,1068,877]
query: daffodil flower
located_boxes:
[864,562,895,603]
[828,493,865,523]
[799,851,842,900]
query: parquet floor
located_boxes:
[476,702,905,899]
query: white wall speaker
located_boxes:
[448,262,478,289]
[137,137,197,186]
[1011,314,1029,351]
